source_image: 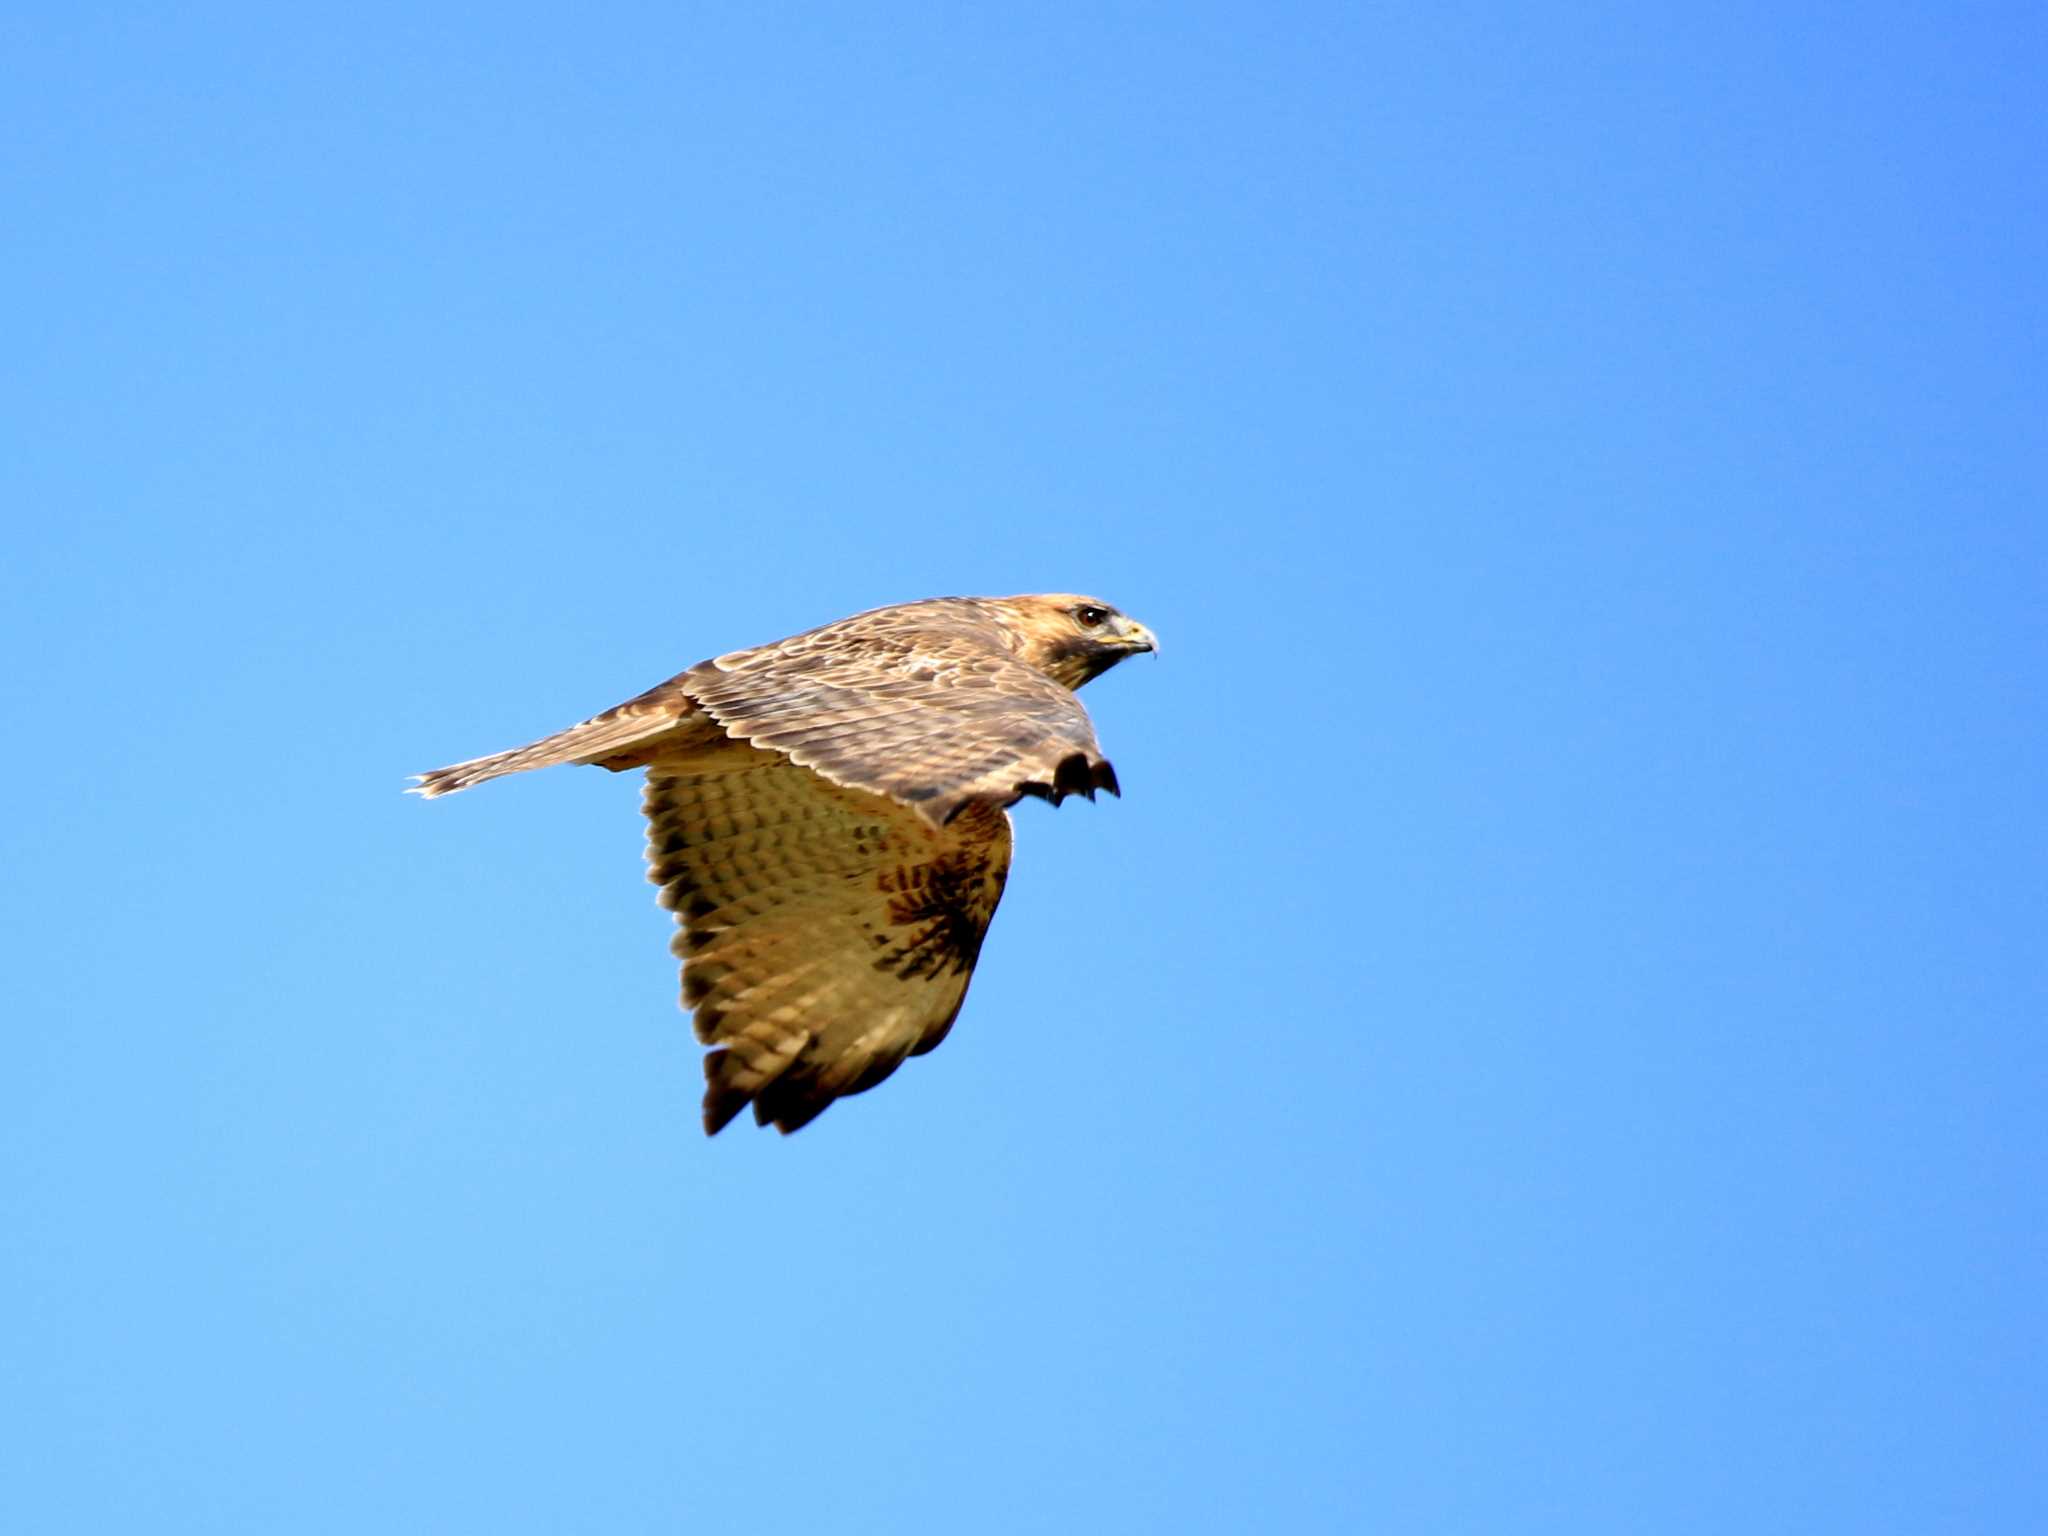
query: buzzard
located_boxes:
[412,594,1157,1135]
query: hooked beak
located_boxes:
[1114,618,1160,656]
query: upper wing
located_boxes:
[411,677,714,798]
[677,624,1119,825]
[643,741,1013,1134]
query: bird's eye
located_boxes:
[1075,605,1109,628]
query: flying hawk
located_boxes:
[412,594,1157,1135]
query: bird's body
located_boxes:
[413,594,1156,1134]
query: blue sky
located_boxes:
[4,4,2044,1531]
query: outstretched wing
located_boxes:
[410,677,713,798]
[643,742,1013,1134]
[679,614,1120,826]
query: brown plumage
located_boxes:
[412,594,1157,1134]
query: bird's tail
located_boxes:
[408,680,700,798]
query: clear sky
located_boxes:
[4,4,2043,1532]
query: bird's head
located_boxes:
[988,594,1159,690]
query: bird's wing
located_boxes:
[678,626,1119,825]
[644,742,1014,1134]
[411,677,715,798]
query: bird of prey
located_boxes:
[412,594,1157,1135]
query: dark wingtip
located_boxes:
[1053,753,1094,801]
[1091,759,1121,797]
[701,1048,757,1135]
[751,1072,834,1134]
[702,1086,750,1136]
[759,1093,831,1135]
